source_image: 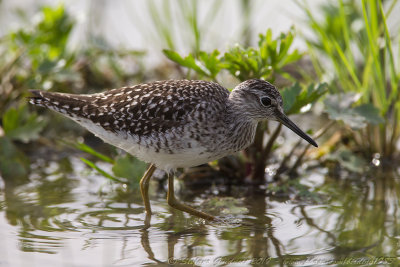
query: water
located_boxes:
[0,156,399,266]
[1,0,399,265]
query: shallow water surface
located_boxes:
[0,157,399,266]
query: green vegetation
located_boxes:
[0,2,399,264]
[143,0,223,55]
[0,105,46,179]
[76,142,148,188]
[299,0,400,159]
[0,2,399,188]
[163,28,303,82]
[0,4,146,184]
[164,29,327,181]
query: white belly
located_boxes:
[74,117,228,172]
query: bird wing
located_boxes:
[29,80,230,136]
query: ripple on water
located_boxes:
[1,155,400,265]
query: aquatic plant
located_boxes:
[0,105,46,179]
[0,5,146,180]
[75,142,147,189]
[299,0,399,160]
[163,29,328,181]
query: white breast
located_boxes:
[73,117,228,172]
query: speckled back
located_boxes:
[30,80,229,136]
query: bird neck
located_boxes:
[224,96,259,151]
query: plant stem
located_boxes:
[251,123,282,181]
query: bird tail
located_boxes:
[28,90,69,111]
[28,90,51,107]
[28,90,89,118]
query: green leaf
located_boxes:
[162,49,186,66]
[7,4,78,89]
[324,92,361,118]
[0,137,29,180]
[80,157,125,183]
[282,82,327,115]
[164,28,303,82]
[352,104,385,125]
[163,49,208,76]
[38,59,58,74]
[198,50,222,79]
[324,93,384,129]
[223,46,265,81]
[282,82,301,112]
[74,142,114,163]
[326,149,367,173]
[3,105,47,143]
[112,154,148,184]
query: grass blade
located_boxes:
[80,157,125,183]
[75,142,114,163]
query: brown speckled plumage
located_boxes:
[29,79,316,171]
[32,80,227,133]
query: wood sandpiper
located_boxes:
[29,79,317,221]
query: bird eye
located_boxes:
[260,96,272,106]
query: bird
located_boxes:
[28,79,317,221]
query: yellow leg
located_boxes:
[140,164,156,216]
[167,174,215,221]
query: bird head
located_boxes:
[231,79,318,147]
